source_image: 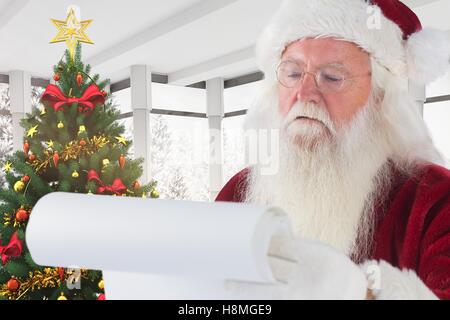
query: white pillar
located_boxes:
[9,70,31,152]
[130,65,152,184]
[409,80,426,116]
[206,78,224,200]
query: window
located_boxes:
[31,86,45,109]
[112,87,134,156]
[223,115,247,183]
[111,88,132,114]
[109,79,264,200]
[426,73,450,98]
[424,101,450,162]
[152,83,206,113]
[116,116,134,157]
[0,83,12,187]
[150,114,209,201]
[224,80,263,113]
[425,71,450,163]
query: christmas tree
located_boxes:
[0,15,158,299]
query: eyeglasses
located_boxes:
[276,60,371,94]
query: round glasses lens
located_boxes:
[317,67,346,93]
[278,61,303,87]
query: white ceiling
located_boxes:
[0,0,447,86]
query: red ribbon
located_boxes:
[87,170,126,195]
[41,84,105,113]
[0,233,23,265]
[57,267,65,281]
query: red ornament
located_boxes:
[79,139,87,147]
[23,140,29,154]
[53,74,60,82]
[15,208,29,223]
[76,73,83,87]
[7,278,20,292]
[0,233,23,265]
[119,155,126,169]
[21,175,30,183]
[28,154,36,162]
[57,267,65,281]
[53,152,59,168]
[97,293,106,300]
[132,180,141,189]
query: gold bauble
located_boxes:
[102,159,110,166]
[151,190,159,198]
[14,181,25,192]
[72,171,79,178]
[57,121,64,129]
[78,125,86,134]
[57,292,67,300]
[98,279,104,290]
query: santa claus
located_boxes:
[216,0,450,299]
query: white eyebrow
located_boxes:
[281,59,346,69]
[318,62,346,69]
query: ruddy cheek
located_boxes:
[279,91,297,116]
[279,102,290,116]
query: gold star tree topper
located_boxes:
[50,7,94,59]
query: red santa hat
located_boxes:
[256,0,450,85]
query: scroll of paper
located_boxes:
[26,192,293,299]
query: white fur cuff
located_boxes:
[360,260,438,300]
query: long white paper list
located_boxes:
[26,192,292,299]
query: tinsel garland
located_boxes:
[0,268,90,300]
[29,136,109,173]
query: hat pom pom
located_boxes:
[407,28,450,84]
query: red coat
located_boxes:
[215,164,450,299]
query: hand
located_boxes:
[225,236,368,300]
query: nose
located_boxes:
[295,72,322,105]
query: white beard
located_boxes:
[245,97,394,257]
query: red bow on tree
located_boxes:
[0,232,23,265]
[41,84,105,113]
[87,170,127,195]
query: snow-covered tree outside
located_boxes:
[150,114,209,201]
[0,84,13,187]
[223,116,247,183]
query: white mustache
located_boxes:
[283,102,336,134]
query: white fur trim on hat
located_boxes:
[407,28,450,84]
[361,260,439,300]
[256,0,450,85]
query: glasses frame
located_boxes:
[276,60,371,94]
